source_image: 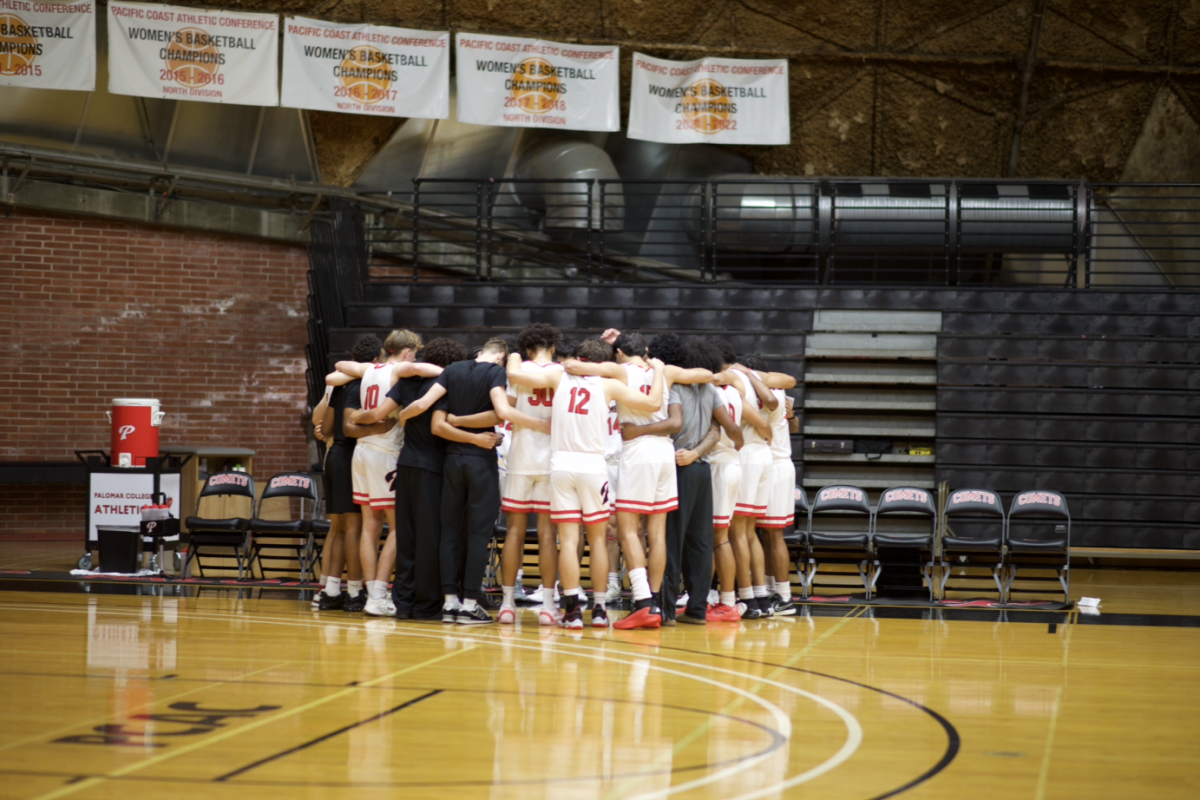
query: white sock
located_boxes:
[594,595,606,610]
[721,591,736,606]
[777,582,792,600]
[738,587,755,601]
[444,594,461,609]
[753,585,768,599]
[629,567,651,602]
[347,580,363,598]
[608,572,619,587]
[463,598,479,611]
[368,581,387,600]
[324,576,341,597]
[502,585,515,607]
[766,576,776,593]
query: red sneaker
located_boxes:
[706,603,741,622]
[613,605,662,630]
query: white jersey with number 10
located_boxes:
[358,363,403,454]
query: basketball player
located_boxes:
[508,340,666,628]
[310,335,382,612]
[337,330,437,616]
[570,331,714,629]
[740,355,799,616]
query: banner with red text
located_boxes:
[455,33,618,131]
[107,1,278,106]
[628,52,789,145]
[281,16,447,119]
[0,0,95,91]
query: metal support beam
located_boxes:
[1007,0,1048,177]
[161,102,183,165]
[246,107,266,176]
[72,93,94,152]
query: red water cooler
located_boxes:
[107,399,164,467]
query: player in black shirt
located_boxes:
[399,338,548,624]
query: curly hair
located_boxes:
[648,333,688,367]
[577,338,614,363]
[741,354,767,372]
[613,330,647,359]
[421,337,468,368]
[556,338,579,360]
[351,335,384,363]
[709,338,738,368]
[515,323,561,358]
[688,339,724,373]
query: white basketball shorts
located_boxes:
[760,459,797,528]
[501,473,551,514]
[735,443,772,518]
[550,469,612,526]
[605,456,620,512]
[615,436,677,515]
[710,461,742,529]
[351,446,397,510]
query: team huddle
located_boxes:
[311,324,799,630]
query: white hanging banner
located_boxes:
[628,52,790,145]
[107,1,278,106]
[455,33,618,131]
[281,16,448,119]
[0,1,96,91]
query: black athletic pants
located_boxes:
[663,460,714,621]
[440,453,500,602]
[393,465,443,619]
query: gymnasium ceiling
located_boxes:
[2,0,1197,187]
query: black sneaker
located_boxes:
[757,596,774,616]
[442,604,460,624]
[457,604,494,625]
[590,606,609,628]
[739,601,765,620]
[343,592,366,613]
[317,591,344,611]
[770,594,797,616]
[677,612,706,625]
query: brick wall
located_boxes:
[0,210,312,541]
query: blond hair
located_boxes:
[384,329,423,356]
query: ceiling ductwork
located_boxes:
[513,139,624,231]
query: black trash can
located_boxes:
[97,526,140,573]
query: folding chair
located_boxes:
[1004,490,1071,603]
[872,486,938,601]
[805,485,875,599]
[249,472,321,582]
[784,486,809,593]
[939,488,1005,601]
[182,472,256,579]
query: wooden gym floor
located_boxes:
[0,545,1197,799]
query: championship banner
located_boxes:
[455,33,618,131]
[107,1,278,106]
[628,53,790,145]
[281,16,448,119]
[0,0,96,91]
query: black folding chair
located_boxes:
[805,485,875,599]
[872,486,938,601]
[249,472,321,582]
[939,488,1006,600]
[183,472,256,579]
[784,486,809,592]
[1004,490,1071,603]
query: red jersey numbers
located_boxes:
[365,385,380,410]
[529,387,554,407]
[607,417,620,436]
[567,387,591,415]
[728,404,736,420]
[639,384,652,396]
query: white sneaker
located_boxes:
[605,581,622,604]
[385,597,396,616]
[527,585,545,604]
[538,607,561,626]
[365,597,391,617]
[707,589,720,606]
[498,604,517,624]
[675,592,689,609]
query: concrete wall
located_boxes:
[0,210,311,540]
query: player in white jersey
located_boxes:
[742,354,800,616]
[495,324,562,623]
[603,395,624,603]
[507,339,665,629]
[336,329,438,615]
[566,331,715,629]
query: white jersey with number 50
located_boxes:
[358,363,403,455]
[506,361,562,476]
[550,374,607,473]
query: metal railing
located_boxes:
[363,178,1200,288]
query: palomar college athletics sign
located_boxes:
[281,16,448,119]
[628,52,789,145]
[455,32,618,132]
[107,1,278,106]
